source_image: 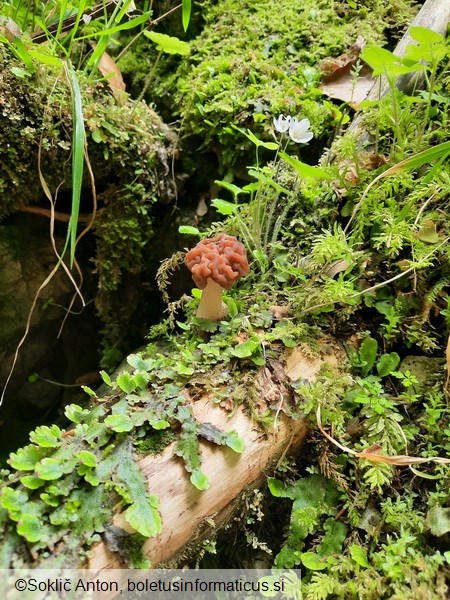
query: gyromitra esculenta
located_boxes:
[185,234,250,320]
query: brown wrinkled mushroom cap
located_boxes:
[185,234,250,290]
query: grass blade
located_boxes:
[76,12,152,41]
[64,61,85,267]
[182,0,192,32]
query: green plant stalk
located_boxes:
[261,138,290,253]
[65,0,89,56]
[417,55,439,147]
[86,0,131,76]
[128,49,162,121]
[387,75,404,156]
[55,0,69,45]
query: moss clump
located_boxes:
[152,0,417,171]
[0,45,178,355]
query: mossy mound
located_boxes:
[0,45,178,355]
[151,0,418,172]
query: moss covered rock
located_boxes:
[0,44,178,355]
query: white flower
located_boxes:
[273,115,293,133]
[289,118,313,144]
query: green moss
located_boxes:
[0,44,178,355]
[153,0,417,171]
[135,429,177,455]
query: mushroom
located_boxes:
[185,234,250,320]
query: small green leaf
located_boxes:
[12,37,35,72]
[179,225,201,236]
[127,354,153,371]
[267,478,287,498]
[144,31,190,55]
[301,552,328,570]
[253,249,269,273]
[244,128,279,150]
[182,0,192,31]
[91,128,105,143]
[40,492,59,507]
[190,469,210,490]
[17,514,42,543]
[28,49,63,67]
[409,27,444,46]
[116,372,137,394]
[377,352,400,377]
[426,505,450,537]
[173,364,195,376]
[65,404,90,423]
[349,544,370,567]
[8,445,44,471]
[230,339,260,358]
[29,425,61,448]
[35,458,71,480]
[10,66,30,78]
[359,337,378,376]
[225,431,245,453]
[417,219,439,243]
[133,373,149,389]
[124,501,162,537]
[0,487,28,512]
[84,469,101,487]
[20,476,45,490]
[211,198,239,215]
[76,451,97,467]
[361,46,397,76]
[214,180,245,197]
[100,370,112,387]
[82,385,96,397]
[105,414,133,432]
[280,152,332,179]
[150,418,170,430]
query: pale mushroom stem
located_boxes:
[196,278,228,320]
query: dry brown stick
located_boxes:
[17,204,94,223]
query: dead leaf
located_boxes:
[269,305,290,320]
[219,397,235,412]
[0,17,21,42]
[337,151,388,184]
[360,151,389,171]
[320,36,366,80]
[416,219,439,244]
[320,64,374,107]
[97,50,127,105]
[323,259,351,278]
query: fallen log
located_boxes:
[87,342,344,568]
